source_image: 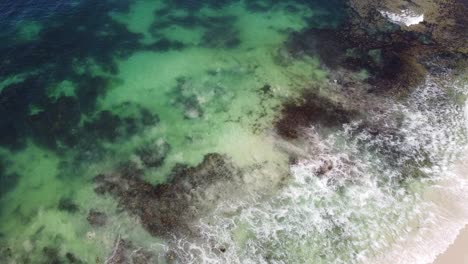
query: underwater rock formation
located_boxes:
[169,77,205,119]
[84,102,160,143]
[93,153,242,237]
[57,197,79,213]
[0,0,151,152]
[40,246,86,264]
[0,160,19,198]
[29,96,82,149]
[276,0,467,168]
[275,91,360,139]
[87,210,108,227]
[104,237,127,264]
[286,0,467,95]
[201,19,241,49]
[135,139,171,168]
[104,236,155,264]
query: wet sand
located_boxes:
[434,225,468,264]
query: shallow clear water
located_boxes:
[0,0,467,263]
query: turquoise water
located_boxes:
[0,0,467,263]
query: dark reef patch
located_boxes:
[104,237,156,264]
[169,77,205,119]
[136,140,171,168]
[0,0,149,152]
[57,197,79,214]
[29,96,82,150]
[0,160,20,198]
[150,12,241,49]
[201,23,240,49]
[201,16,240,47]
[87,209,107,227]
[145,38,186,52]
[93,153,241,237]
[285,0,467,95]
[276,0,467,183]
[40,245,85,264]
[84,102,160,143]
[48,101,160,181]
[65,252,84,264]
[0,77,49,149]
[168,0,235,11]
[275,91,359,139]
[286,26,427,93]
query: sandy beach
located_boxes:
[434,225,468,264]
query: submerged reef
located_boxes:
[0,0,166,152]
[275,91,360,139]
[104,236,156,264]
[278,0,467,137]
[93,153,242,237]
[136,139,171,168]
[0,160,19,198]
[286,0,467,95]
[275,0,467,187]
[0,0,466,263]
[57,197,79,214]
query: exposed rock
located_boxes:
[93,153,241,237]
[87,210,107,227]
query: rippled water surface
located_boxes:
[0,0,467,263]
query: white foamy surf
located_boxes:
[370,84,468,264]
[169,74,468,264]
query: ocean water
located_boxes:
[0,0,467,263]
